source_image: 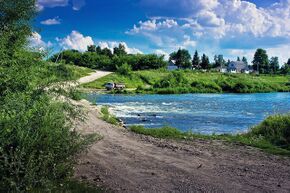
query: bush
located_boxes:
[0,91,88,191]
[249,114,290,149]
[116,63,132,76]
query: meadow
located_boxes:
[82,69,290,94]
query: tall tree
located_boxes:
[0,0,36,57]
[242,56,248,65]
[214,54,226,68]
[170,49,192,69]
[287,58,290,67]
[87,45,97,52]
[113,43,127,56]
[269,57,280,74]
[237,57,241,61]
[252,48,269,74]
[192,50,200,69]
[201,54,210,69]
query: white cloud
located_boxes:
[41,17,61,25]
[72,0,86,11]
[98,41,143,54]
[129,0,290,62]
[37,0,85,11]
[37,0,69,10]
[57,31,94,52]
[155,49,169,60]
[29,32,52,51]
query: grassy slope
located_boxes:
[82,70,290,93]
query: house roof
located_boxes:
[228,61,249,71]
[168,60,177,66]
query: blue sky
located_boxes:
[31,0,290,63]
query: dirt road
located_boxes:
[78,71,112,84]
[74,100,290,193]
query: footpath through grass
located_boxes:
[130,114,290,156]
[82,70,290,94]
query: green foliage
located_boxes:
[0,90,91,191]
[130,114,290,156]
[100,106,120,125]
[169,49,192,69]
[84,70,290,94]
[0,0,36,57]
[116,63,132,76]
[249,114,290,149]
[201,54,210,69]
[50,49,166,71]
[192,50,200,69]
[253,48,269,74]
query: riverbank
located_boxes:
[82,70,290,94]
[74,99,290,192]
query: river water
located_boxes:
[86,93,290,134]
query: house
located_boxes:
[167,60,178,71]
[227,61,250,74]
[217,67,227,73]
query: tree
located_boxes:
[0,0,36,57]
[101,47,113,57]
[269,57,280,74]
[192,50,200,69]
[237,57,241,61]
[252,48,269,74]
[214,54,226,68]
[87,45,97,52]
[201,54,210,69]
[170,49,192,69]
[113,43,127,56]
[287,58,290,67]
[242,56,248,65]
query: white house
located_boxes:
[227,61,250,74]
[167,60,178,71]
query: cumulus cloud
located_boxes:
[41,17,61,25]
[155,49,169,60]
[29,32,52,51]
[57,31,94,52]
[98,41,143,54]
[129,0,290,62]
[57,31,143,54]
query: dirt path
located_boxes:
[78,70,112,84]
[74,100,290,193]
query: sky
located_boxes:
[31,0,290,64]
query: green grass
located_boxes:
[82,70,290,94]
[66,65,94,80]
[100,106,120,125]
[130,114,290,156]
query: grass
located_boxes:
[82,70,290,94]
[130,114,290,156]
[100,106,120,126]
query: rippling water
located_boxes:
[86,93,290,134]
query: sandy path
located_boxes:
[78,71,112,84]
[74,100,290,193]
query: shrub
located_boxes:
[116,63,132,76]
[0,91,89,191]
[249,114,290,149]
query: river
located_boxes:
[86,93,290,134]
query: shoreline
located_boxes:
[74,98,290,192]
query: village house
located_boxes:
[167,60,178,71]
[227,61,251,74]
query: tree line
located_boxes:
[169,48,290,74]
[50,44,167,71]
